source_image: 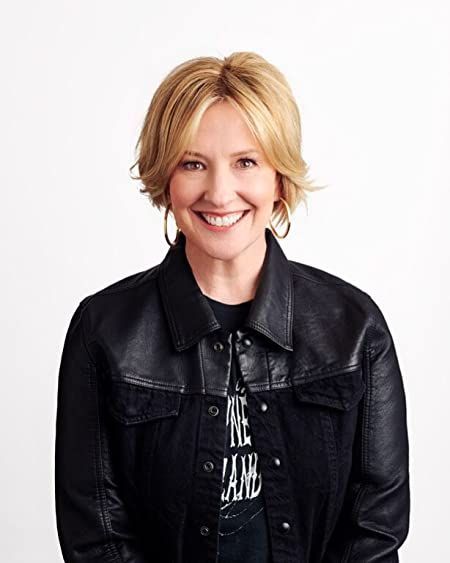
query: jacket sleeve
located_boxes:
[322,296,410,562]
[55,297,149,562]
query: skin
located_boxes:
[168,100,282,304]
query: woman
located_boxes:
[55,52,410,563]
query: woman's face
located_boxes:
[169,101,281,262]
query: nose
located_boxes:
[201,165,238,209]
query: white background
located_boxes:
[1,1,448,561]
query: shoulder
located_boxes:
[289,259,364,288]
[74,263,161,319]
[288,259,389,334]
[288,258,371,297]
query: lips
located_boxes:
[193,209,251,229]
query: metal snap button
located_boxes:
[203,461,215,472]
[273,457,281,467]
[242,337,253,348]
[281,521,291,533]
[208,405,219,416]
[260,401,268,412]
[200,525,210,536]
[213,341,224,352]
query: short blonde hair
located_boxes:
[130,51,325,229]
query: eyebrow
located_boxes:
[183,149,260,158]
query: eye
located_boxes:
[179,158,257,171]
[237,158,257,169]
[180,160,204,171]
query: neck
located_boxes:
[184,232,267,305]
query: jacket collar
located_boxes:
[157,227,294,352]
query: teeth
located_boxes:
[200,212,245,227]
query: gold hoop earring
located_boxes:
[164,203,181,247]
[269,197,291,239]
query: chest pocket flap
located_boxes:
[106,379,182,425]
[293,367,366,411]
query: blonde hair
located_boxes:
[129,51,326,229]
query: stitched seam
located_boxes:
[109,407,180,425]
[82,308,122,562]
[286,269,293,343]
[343,341,372,562]
[248,381,293,392]
[247,366,361,393]
[112,372,187,390]
[79,300,98,367]
[112,364,361,394]
[90,366,123,562]
[160,262,220,349]
[362,343,372,480]
[177,321,221,349]
[90,265,160,298]
[290,270,348,286]
[289,265,371,294]
[111,372,227,394]
[245,320,290,349]
[199,340,206,391]
[291,363,362,383]
[342,486,365,562]
[264,349,272,390]
[322,411,339,541]
[160,262,181,346]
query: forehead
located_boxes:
[184,148,261,159]
[190,102,258,148]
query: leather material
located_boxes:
[55,228,410,562]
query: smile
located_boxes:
[192,209,251,231]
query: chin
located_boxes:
[199,240,248,262]
[188,230,264,262]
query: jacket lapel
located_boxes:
[157,227,293,352]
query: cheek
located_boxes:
[169,177,198,209]
[246,192,277,213]
[243,176,278,206]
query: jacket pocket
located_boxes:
[292,366,366,543]
[292,366,366,411]
[106,379,182,425]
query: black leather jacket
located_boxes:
[55,228,410,562]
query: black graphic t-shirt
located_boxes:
[205,295,272,563]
